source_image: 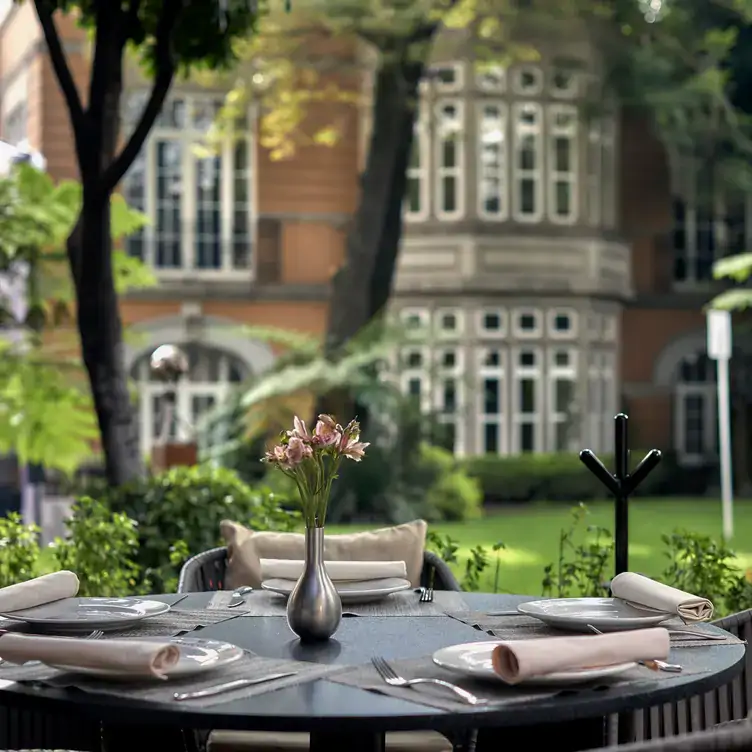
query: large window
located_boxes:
[548,105,578,223]
[672,160,750,284]
[131,343,248,456]
[674,353,716,464]
[477,102,508,220]
[123,94,252,276]
[513,103,543,222]
[479,347,507,454]
[434,100,464,220]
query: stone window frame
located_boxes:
[511,307,543,339]
[511,344,545,453]
[512,101,544,223]
[478,345,509,455]
[547,103,579,224]
[477,307,508,338]
[547,308,579,339]
[477,99,509,221]
[435,306,465,338]
[434,98,466,221]
[547,346,579,451]
[434,345,465,456]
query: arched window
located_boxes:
[130,343,249,456]
[674,352,716,465]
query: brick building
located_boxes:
[0,5,734,469]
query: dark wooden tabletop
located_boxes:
[0,591,744,737]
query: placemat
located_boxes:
[329,655,709,713]
[445,612,744,648]
[2,653,341,707]
[210,589,468,617]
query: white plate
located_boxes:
[517,598,670,632]
[48,635,244,681]
[261,577,411,604]
[433,641,637,686]
[0,597,170,633]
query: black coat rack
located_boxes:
[579,413,662,578]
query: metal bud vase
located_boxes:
[286,527,342,642]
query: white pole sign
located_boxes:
[706,309,733,540]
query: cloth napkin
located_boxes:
[611,572,714,622]
[0,634,180,679]
[260,559,407,582]
[0,571,79,613]
[491,628,670,685]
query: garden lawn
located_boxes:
[331,498,752,595]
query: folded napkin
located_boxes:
[0,571,79,614]
[0,634,180,679]
[491,628,670,685]
[260,559,407,582]
[611,572,714,622]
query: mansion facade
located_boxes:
[0,5,736,469]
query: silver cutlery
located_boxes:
[0,628,104,667]
[419,587,434,604]
[173,671,295,701]
[227,586,254,609]
[665,628,728,641]
[370,656,486,706]
[586,625,682,672]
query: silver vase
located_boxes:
[286,527,342,642]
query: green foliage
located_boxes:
[541,504,614,598]
[95,465,300,592]
[0,513,41,588]
[464,451,676,503]
[414,444,483,522]
[52,497,145,597]
[425,530,490,592]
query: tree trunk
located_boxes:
[318,55,425,429]
[71,191,143,486]
[326,56,423,352]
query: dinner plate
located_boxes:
[48,636,244,681]
[0,597,170,633]
[261,577,411,604]
[433,641,637,686]
[517,598,670,632]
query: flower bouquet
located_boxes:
[263,414,369,528]
[262,414,369,641]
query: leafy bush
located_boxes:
[0,513,41,587]
[94,465,300,592]
[52,497,144,597]
[464,451,676,504]
[414,444,482,522]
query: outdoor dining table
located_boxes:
[0,591,743,752]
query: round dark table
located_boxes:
[0,592,744,752]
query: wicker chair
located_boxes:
[180,546,461,752]
[612,608,752,744]
[592,719,752,751]
[178,546,462,593]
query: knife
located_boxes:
[173,671,296,701]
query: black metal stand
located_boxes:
[578,413,662,578]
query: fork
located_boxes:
[370,656,486,706]
[0,628,105,667]
[419,587,434,603]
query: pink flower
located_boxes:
[286,436,312,465]
[288,415,312,442]
[342,437,370,462]
[338,419,361,451]
[314,414,341,447]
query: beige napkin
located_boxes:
[611,572,714,622]
[0,571,79,613]
[260,559,407,582]
[0,634,180,679]
[491,628,670,685]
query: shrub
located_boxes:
[93,465,300,592]
[0,513,41,588]
[464,451,676,504]
[52,497,144,597]
[416,444,483,522]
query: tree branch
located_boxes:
[32,0,85,135]
[87,2,122,121]
[100,0,181,193]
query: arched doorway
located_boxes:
[130,343,249,457]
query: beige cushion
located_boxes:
[208,730,451,752]
[220,520,428,589]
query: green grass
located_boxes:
[331,498,752,595]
